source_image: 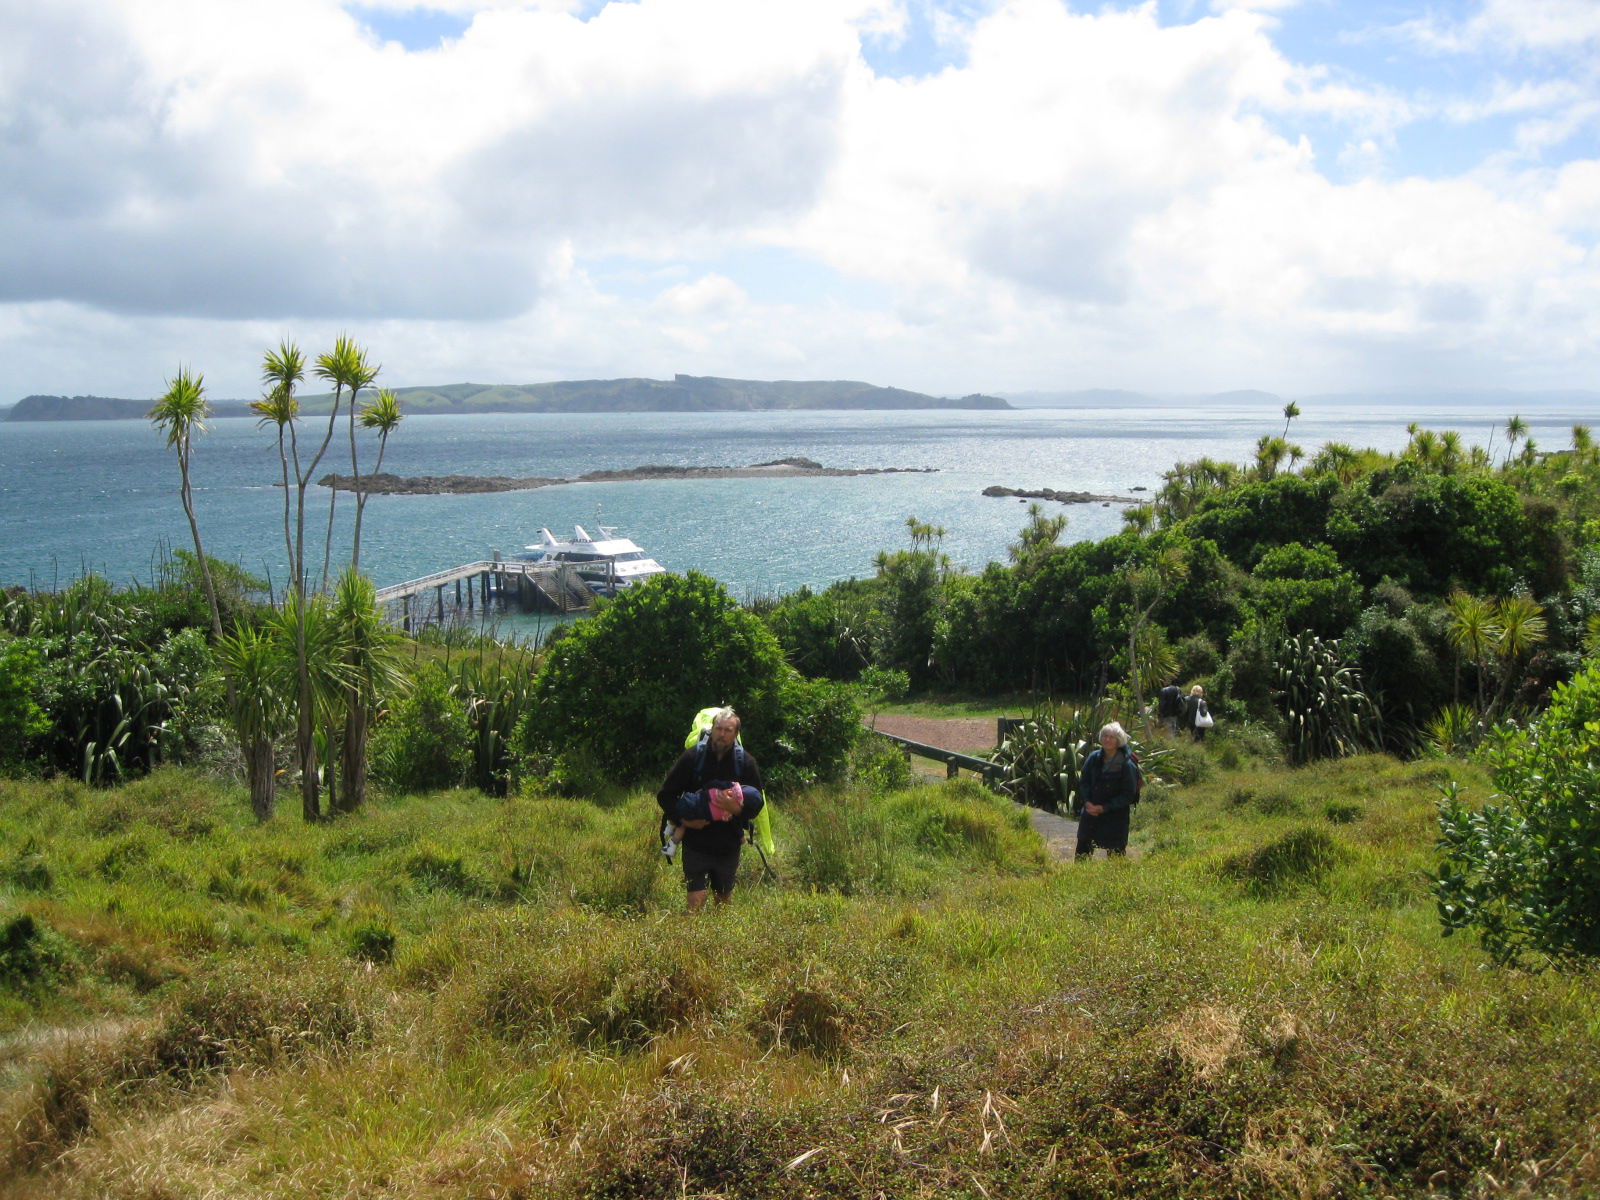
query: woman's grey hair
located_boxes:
[1099,721,1129,748]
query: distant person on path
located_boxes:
[1184,684,1213,742]
[1074,721,1139,859]
[657,708,765,912]
[1156,682,1184,736]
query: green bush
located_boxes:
[525,572,852,788]
[370,663,471,793]
[1275,633,1378,765]
[1434,661,1600,965]
[0,914,77,989]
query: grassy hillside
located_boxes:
[0,748,1596,1198]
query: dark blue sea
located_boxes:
[0,398,1586,623]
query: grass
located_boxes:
[1,751,1598,1197]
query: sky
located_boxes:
[1,0,1597,401]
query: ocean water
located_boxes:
[0,398,1587,607]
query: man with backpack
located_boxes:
[657,707,765,911]
[1156,682,1183,735]
[1073,721,1140,859]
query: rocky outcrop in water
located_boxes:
[319,458,936,495]
[982,485,1136,505]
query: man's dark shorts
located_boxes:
[681,844,741,895]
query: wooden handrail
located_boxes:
[867,728,1004,787]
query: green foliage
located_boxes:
[1247,541,1362,639]
[0,636,48,770]
[370,664,470,793]
[991,702,1111,811]
[450,647,538,796]
[526,572,812,787]
[0,914,76,990]
[1274,634,1377,766]
[760,579,882,680]
[1424,704,1480,756]
[875,519,950,688]
[766,672,861,791]
[1434,661,1600,965]
[1345,590,1450,753]
[5,578,210,783]
[849,734,916,793]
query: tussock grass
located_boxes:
[1,750,1598,1197]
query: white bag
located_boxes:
[1195,702,1215,729]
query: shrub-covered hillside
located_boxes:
[1,754,1598,1198]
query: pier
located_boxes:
[374,555,594,632]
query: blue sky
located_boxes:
[1,0,1596,400]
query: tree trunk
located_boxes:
[298,680,320,822]
[337,691,368,814]
[246,733,276,822]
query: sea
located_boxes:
[1,396,1589,636]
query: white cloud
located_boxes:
[0,0,1595,401]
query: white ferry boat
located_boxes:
[520,525,667,595]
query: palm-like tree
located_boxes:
[1124,541,1187,725]
[314,336,379,587]
[1438,430,1463,473]
[215,623,290,821]
[1008,502,1067,569]
[1282,401,1301,440]
[353,388,403,570]
[257,341,331,820]
[255,341,305,592]
[1255,435,1290,480]
[1445,590,1499,714]
[1310,442,1361,485]
[1486,594,1547,719]
[1504,415,1527,468]
[331,568,405,813]
[148,368,223,641]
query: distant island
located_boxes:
[318,457,936,495]
[4,375,1009,421]
[982,485,1138,505]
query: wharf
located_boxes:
[374,555,592,631]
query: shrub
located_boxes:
[370,663,471,793]
[1434,661,1600,965]
[992,702,1109,812]
[850,735,916,794]
[525,572,795,786]
[0,913,77,989]
[1274,634,1377,765]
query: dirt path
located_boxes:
[866,713,999,753]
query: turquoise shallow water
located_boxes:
[0,399,1585,604]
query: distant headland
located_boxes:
[4,374,1010,421]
